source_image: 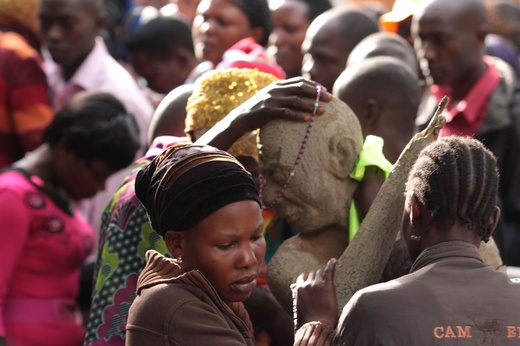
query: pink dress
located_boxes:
[0,169,94,346]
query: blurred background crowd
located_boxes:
[1,0,520,345]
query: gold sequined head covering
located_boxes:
[185,68,279,162]
[0,0,40,36]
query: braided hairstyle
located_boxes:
[405,136,499,238]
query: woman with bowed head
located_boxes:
[126,142,348,345]
[127,144,266,345]
[0,91,140,346]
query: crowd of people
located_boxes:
[1,0,520,345]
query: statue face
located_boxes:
[259,98,363,235]
[259,124,329,233]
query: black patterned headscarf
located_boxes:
[135,144,261,235]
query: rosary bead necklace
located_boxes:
[259,85,322,209]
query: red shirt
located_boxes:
[431,55,501,138]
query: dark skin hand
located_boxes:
[295,258,339,329]
[195,77,333,150]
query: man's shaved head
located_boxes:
[412,0,488,90]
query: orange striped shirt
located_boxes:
[0,31,53,168]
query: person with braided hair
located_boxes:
[293,136,520,345]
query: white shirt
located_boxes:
[44,38,154,252]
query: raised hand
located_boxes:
[294,258,338,329]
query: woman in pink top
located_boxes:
[0,91,141,346]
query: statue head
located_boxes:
[258,97,363,235]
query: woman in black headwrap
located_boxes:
[127,143,266,345]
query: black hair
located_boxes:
[43,91,140,170]
[347,32,420,78]
[297,0,332,21]
[126,16,194,59]
[332,8,379,48]
[340,56,420,123]
[405,136,499,238]
[229,0,272,47]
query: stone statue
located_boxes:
[260,96,504,311]
[259,97,364,310]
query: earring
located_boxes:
[177,255,183,264]
[410,234,422,242]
